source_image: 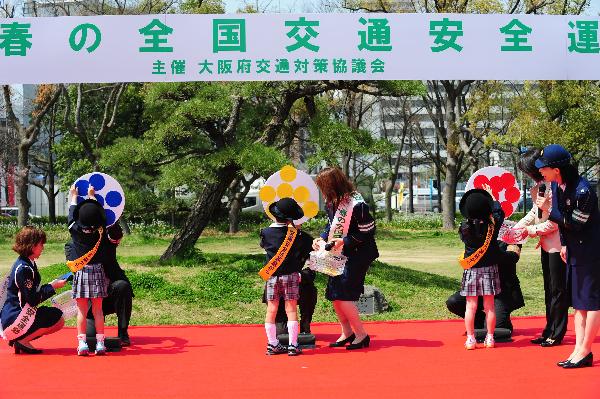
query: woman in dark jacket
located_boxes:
[313,167,379,350]
[537,144,600,368]
[0,227,66,354]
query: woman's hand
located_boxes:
[535,195,551,212]
[513,227,529,241]
[526,226,538,238]
[560,246,567,263]
[87,185,96,199]
[50,279,67,290]
[330,238,344,251]
[312,237,325,251]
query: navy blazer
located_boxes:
[0,257,56,330]
[260,224,314,276]
[549,176,600,265]
[320,201,379,265]
[459,201,505,269]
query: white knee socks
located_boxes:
[287,321,299,346]
[265,323,278,346]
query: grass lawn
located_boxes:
[0,226,548,326]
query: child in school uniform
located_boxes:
[67,185,109,356]
[458,188,504,350]
[260,198,313,356]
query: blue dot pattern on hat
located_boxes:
[106,191,123,207]
[89,173,106,191]
[75,180,89,196]
[105,209,116,226]
[77,196,85,204]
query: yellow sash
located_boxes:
[258,226,298,281]
[458,220,495,270]
[66,227,104,272]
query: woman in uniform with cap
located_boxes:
[68,185,109,356]
[313,167,379,350]
[1,226,67,354]
[537,144,600,368]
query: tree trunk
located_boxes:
[408,132,414,213]
[442,160,458,228]
[48,189,56,223]
[120,217,131,235]
[229,195,243,234]
[161,164,239,261]
[16,144,31,226]
[384,177,393,222]
[47,140,56,223]
[435,134,442,213]
[441,87,461,229]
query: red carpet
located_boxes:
[1,316,599,398]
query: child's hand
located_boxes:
[50,279,67,290]
[481,183,495,200]
[69,186,78,205]
[506,244,521,256]
[87,185,96,199]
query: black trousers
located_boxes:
[540,249,569,341]
[446,292,513,331]
[86,280,133,336]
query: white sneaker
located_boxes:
[465,335,477,350]
[77,340,89,356]
[95,341,106,356]
[484,334,495,348]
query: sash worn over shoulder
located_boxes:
[458,218,495,270]
[0,266,37,341]
[328,192,365,248]
[258,226,298,281]
[67,227,104,272]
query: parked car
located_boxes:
[0,207,37,219]
[240,191,264,213]
[0,207,19,218]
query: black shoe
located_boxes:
[541,338,562,347]
[347,335,370,350]
[14,341,42,355]
[562,352,593,369]
[557,359,572,367]
[329,334,355,347]
[266,343,287,355]
[119,332,131,347]
[531,337,546,344]
[288,344,302,356]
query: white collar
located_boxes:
[269,222,288,228]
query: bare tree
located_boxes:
[2,85,62,226]
[30,102,62,222]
